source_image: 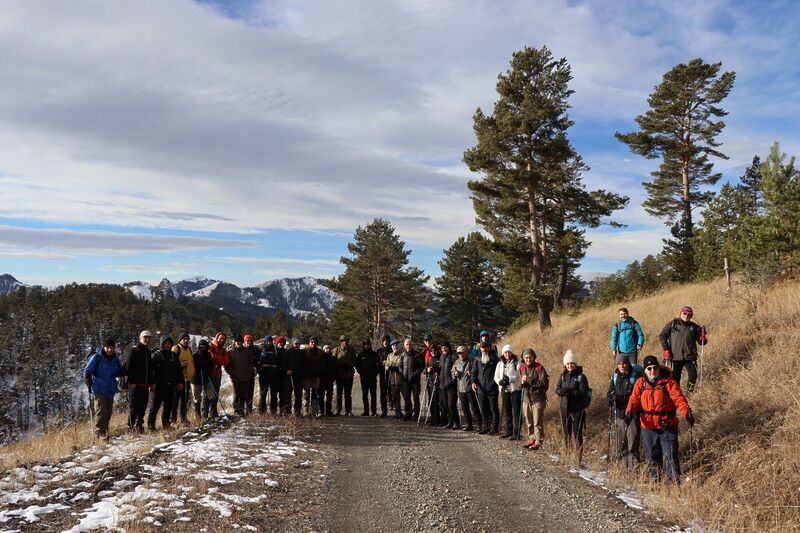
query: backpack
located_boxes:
[613,318,640,351]
[612,364,644,388]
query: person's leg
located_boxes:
[95,395,111,436]
[628,417,642,469]
[369,379,377,415]
[642,428,663,481]
[258,374,268,413]
[360,377,370,414]
[127,388,137,430]
[210,377,221,417]
[489,394,500,434]
[402,383,412,420]
[616,417,628,460]
[470,392,483,429]
[661,426,681,483]
[511,391,521,438]
[270,376,281,414]
[532,401,545,446]
[345,374,354,414]
[170,387,179,424]
[161,386,175,428]
[147,388,161,430]
[560,409,571,445]
[671,360,686,388]
[379,370,388,415]
[448,387,459,427]
[501,391,512,436]
[686,361,698,392]
[232,381,244,415]
[477,391,491,433]
[522,400,534,443]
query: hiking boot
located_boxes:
[529,442,540,451]
[361,412,369,416]
[463,425,474,432]
[500,433,509,439]
[478,427,489,435]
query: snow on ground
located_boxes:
[569,466,644,512]
[0,419,310,531]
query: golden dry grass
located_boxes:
[505,277,800,531]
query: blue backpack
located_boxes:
[613,364,643,388]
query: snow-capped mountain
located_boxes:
[122,275,340,320]
[0,274,24,296]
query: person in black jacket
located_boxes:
[256,336,281,414]
[556,350,589,449]
[437,343,459,429]
[471,342,500,435]
[425,347,443,426]
[281,338,306,416]
[319,344,337,416]
[376,335,392,417]
[147,336,183,430]
[659,305,708,392]
[192,339,216,420]
[356,339,380,416]
[400,338,424,421]
[607,354,643,469]
[123,330,153,432]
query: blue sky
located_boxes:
[1,0,798,287]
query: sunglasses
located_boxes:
[645,365,659,371]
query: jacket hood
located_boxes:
[160,336,174,349]
[214,332,227,344]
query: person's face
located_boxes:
[218,334,227,344]
[199,345,208,353]
[565,362,577,371]
[341,339,349,347]
[503,350,512,360]
[391,344,399,353]
[645,363,659,377]
[244,339,252,347]
[481,335,489,343]
[310,339,318,348]
[163,341,173,351]
[140,335,151,346]
[523,354,534,366]
[324,347,332,354]
[234,340,243,348]
[180,337,190,347]
[618,361,629,374]
[619,310,628,320]
[458,350,467,360]
[440,346,450,355]
[382,339,389,348]
[681,311,693,321]
[293,341,301,349]
[404,339,413,351]
[104,345,115,356]
[278,340,286,348]
[424,339,432,347]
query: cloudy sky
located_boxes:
[1,0,798,286]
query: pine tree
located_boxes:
[464,46,627,329]
[329,219,429,343]
[616,58,735,279]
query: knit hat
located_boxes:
[274,335,286,344]
[309,336,318,343]
[291,338,301,345]
[680,306,693,315]
[104,338,116,347]
[140,330,153,338]
[456,345,467,354]
[521,348,536,359]
[615,354,630,365]
[179,332,190,341]
[642,355,659,368]
[381,334,391,342]
[263,335,273,343]
[234,335,244,343]
[243,334,253,342]
[423,334,432,341]
[198,339,210,348]
[563,350,577,365]
[323,344,331,351]
[390,339,400,346]
[479,330,490,338]
[501,344,513,355]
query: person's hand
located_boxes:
[471,383,477,392]
[624,412,633,425]
[521,375,528,384]
[177,383,184,391]
[637,345,643,351]
[287,369,293,376]
[663,349,672,361]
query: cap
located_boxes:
[234,335,244,343]
[456,345,467,354]
[501,344,513,354]
[263,335,273,343]
[198,339,210,348]
[390,339,400,346]
[563,349,577,365]
[309,336,318,342]
[521,348,536,359]
[339,335,349,342]
[423,334,432,341]
[140,330,153,338]
[104,338,116,347]
[615,354,630,365]
[243,334,254,342]
[643,355,659,368]
[680,306,694,315]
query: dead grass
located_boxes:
[506,277,800,531]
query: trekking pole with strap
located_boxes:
[88,389,96,441]
[516,388,524,445]
[208,373,229,417]
[606,406,612,462]
[417,379,428,424]
[424,373,439,424]
[699,325,706,388]
[199,368,207,424]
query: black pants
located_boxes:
[458,391,481,428]
[128,386,149,430]
[171,380,191,423]
[477,389,499,432]
[209,376,221,417]
[318,378,334,414]
[282,374,303,415]
[561,409,585,448]
[441,386,459,427]
[643,425,680,482]
[408,380,421,420]
[360,375,377,414]
[335,372,354,414]
[671,360,698,392]
[426,379,441,424]
[379,368,389,414]
[258,372,281,414]
[233,379,254,415]
[148,384,176,429]
[501,390,522,437]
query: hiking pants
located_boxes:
[616,416,641,469]
[477,390,499,432]
[643,426,681,483]
[458,391,481,429]
[388,375,404,418]
[442,386,459,427]
[619,350,638,366]
[127,386,149,431]
[192,380,216,420]
[523,400,545,445]
[408,380,421,420]
[93,395,114,437]
[561,409,585,448]
[148,384,176,429]
[335,372,354,415]
[233,380,253,415]
[360,375,377,415]
[671,360,698,392]
[379,367,389,415]
[426,378,441,424]
[501,390,522,438]
[282,374,303,415]
[171,380,191,423]
[209,377,222,417]
[318,378,334,415]
[258,372,281,414]
[303,376,320,416]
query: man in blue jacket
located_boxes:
[84,338,122,439]
[610,307,644,365]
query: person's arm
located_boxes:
[555,373,566,396]
[610,324,618,353]
[668,377,692,419]
[635,321,645,350]
[494,362,504,386]
[695,323,708,346]
[607,376,616,406]
[659,321,672,351]
[626,377,642,416]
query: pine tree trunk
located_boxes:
[553,261,568,308]
[527,170,551,330]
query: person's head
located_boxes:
[680,306,694,322]
[522,348,536,366]
[479,330,490,343]
[339,335,350,347]
[423,334,433,346]
[501,344,514,360]
[234,335,244,348]
[103,338,116,357]
[264,335,274,347]
[618,307,629,320]
[403,338,413,352]
[292,338,301,349]
[198,339,210,352]
[381,335,390,347]
[642,355,660,378]
[563,349,577,371]
[139,330,152,346]
[275,336,287,348]
[363,339,372,350]
[309,336,318,349]
[243,334,253,346]
[161,336,174,351]
[390,339,400,352]
[440,342,451,355]
[480,341,491,354]
[323,344,332,353]
[179,333,190,347]
[615,354,631,374]
[456,345,468,360]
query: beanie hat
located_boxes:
[140,330,153,338]
[339,335,349,342]
[680,306,693,315]
[479,330,489,338]
[243,334,254,342]
[179,332,190,341]
[291,337,301,345]
[323,344,331,351]
[104,338,116,347]
[423,334,432,341]
[263,335,273,343]
[643,355,659,368]
[198,339,210,348]
[521,348,536,359]
[309,336,318,342]
[390,339,400,346]
[563,350,577,365]
[234,335,245,343]
[381,334,391,342]
[615,354,630,365]
[501,344,513,355]
[274,335,286,344]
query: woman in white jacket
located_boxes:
[494,344,521,439]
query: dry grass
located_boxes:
[505,277,800,531]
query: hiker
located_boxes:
[659,306,708,392]
[610,307,644,365]
[452,345,481,431]
[424,340,443,425]
[147,336,183,431]
[355,339,380,416]
[401,338,424,421]
[376,334,392,417]
[319,344,337,416]
[304,337,325,417]
[281,338,306,416]
[227,335,257,416]
[385,339,406,420]
[606,354,643,469]
[495,344,521,439]
[470,330,497,360]
[437,342,459,429]
[626,355,694,483]
[334,335,357,416]
[123,330,153,433]
[208,332,229,417]
[471,341,500,435]
[556,350,590,449]
[257,336,281,414]
[171,333,195,425]
[192,339,217,420]
[518,348,548,450]
[84,338,122,439]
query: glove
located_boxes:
[663,349,672,361]
[624,412,633,425]
[699,334,707,342]
[686,410,695,427]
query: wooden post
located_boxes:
[724,257,731,292]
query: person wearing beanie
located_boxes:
[452,345,481,431]
[495,344,521,439]
[192,339,217,420]
[319,344,337,416]
[659,306,708,392]
[376,335,393,416]
[170,333,195,426]
[470,330,497,360]
[281,338,306,416]
[626,355,694,483]
[227,334,257,416]
[436,342,459,429]
[334,335,357,416]
[355,339,380,416]
[256,336,281,415]
[84,338,122,439]
[424,339,444,426]
[518,348,548,450]
[147,336,183,431]
[385,339,406,420]
[610,307,645,365]
[607,354,643,469]
[122,330,154,433]
[207,332,229,418]
[471,342,500,435]
[555,349,590,450]
[304,337,325,417]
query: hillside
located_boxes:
[505,277,800,531]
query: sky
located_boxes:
[1,0,798,287]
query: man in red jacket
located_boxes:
[626,355,695,483]
[208,332,229,417]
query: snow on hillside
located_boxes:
[0,274,24,296]
[124,282,154,301]
[188,281,221,298]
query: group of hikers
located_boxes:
[83,304,707,483]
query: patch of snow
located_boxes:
[0,503,68,523]
[189,281,221,298]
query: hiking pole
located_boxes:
[424,374,439,425]
[208,375,229,417]
[417,381,428,424]
[88,390,96,442]
[606,406,612,462]
[472,388,485,425]
[699,326,706,388]
[516,391,524,445]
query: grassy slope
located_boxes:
[505,277,800,531]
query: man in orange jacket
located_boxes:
[208,332,229,417]
[626,355,695,483]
